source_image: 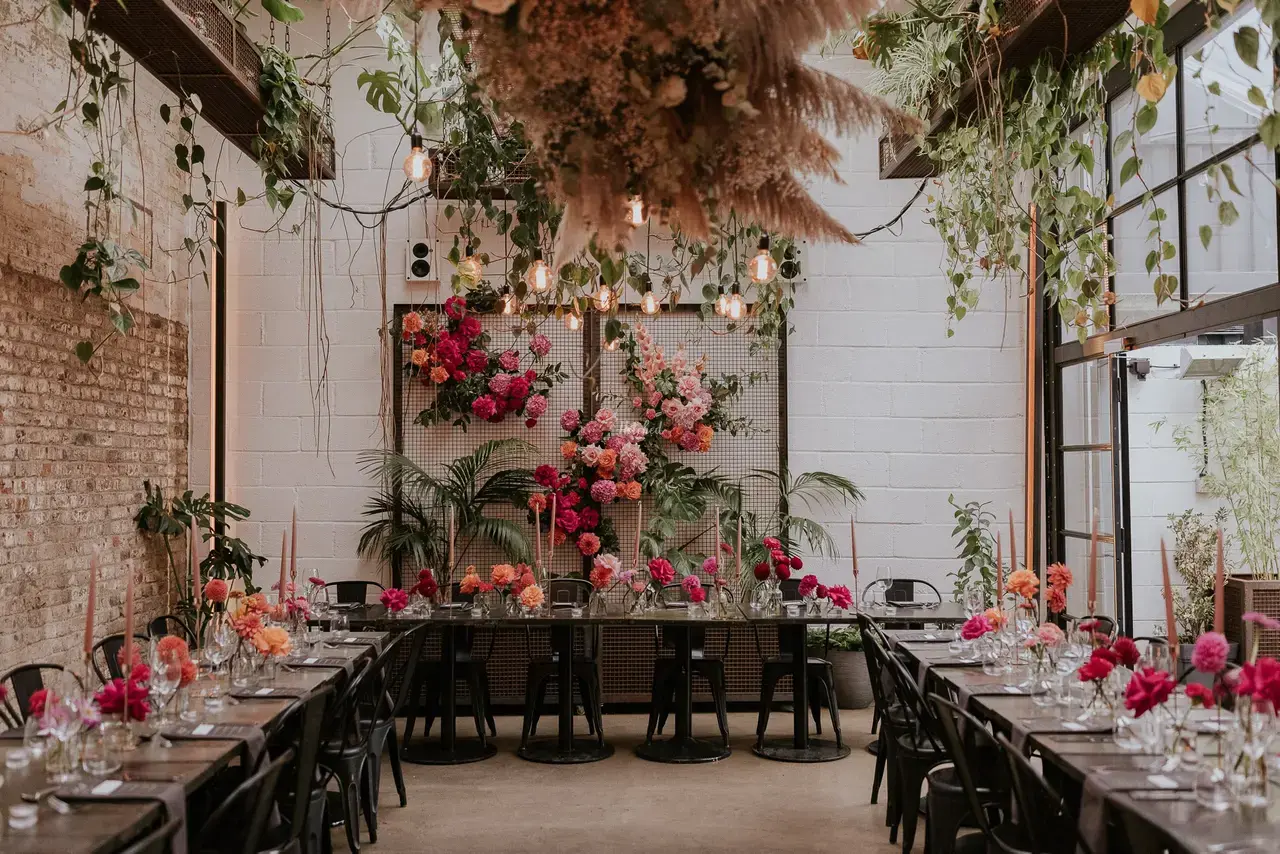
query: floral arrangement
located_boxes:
[403,297,562,430]
[1023,622,1064,665]
[682,574,707,604]
[381,587,410,613]
[753,536,800,583]
[519,583,545,611]
[795,574,852,610]
[1077,633,1141,709]
[960,614,994,641]
[421,0,911,254]
[623,323,743,453]
[203,578,230,607]
[155,636,199,688]
[648,557,676,589]
[252,626,292,658]
[1046,562,1072,616]
[94,671,151,721]
[410,568,439,600]
[1123,667,1175,718]
[1005,568,1039,617]
[590,554,621,590]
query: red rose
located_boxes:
[753,562,770,581]
[1123,667,1174,717]
[459,316,482,339]
[444,296,467,319]
[524,370,537,381]
[563,491,581,508]
[509,377,530,399]
[1078,650,1115,683]
[465,349,488,371]
[775,564,792,581]
[579,507,599,529]
[451,370,466,382]
[578,478,588,489]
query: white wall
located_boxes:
[208,24,1028,594]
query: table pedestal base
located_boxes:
[518,738,614,764]
[400,740,497,765]
[752,737,850,763]
[634,737,730,764]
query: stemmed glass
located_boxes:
[201,615,235,709]
[875,566,895,615]
[149,640,182,727]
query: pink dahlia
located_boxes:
[529,334,552,357]
[380,587,409,612]
[827,585,852,610]
[489,373,512,396]
[464,349,488,371]
[499,349,520,371]
[560,409,581,432]
[1192,631,1230,674]
[703,557,719,575]
[525,395,548,419]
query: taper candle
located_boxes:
[1007,510,1017,608]
[534,504,542,567]
[548,493,557,571]
[850,517,859,607]
[278,529,288,602]
[1214,527,1225,634]
[83,549,98,658]
[735,513,742,580]
[289,507,298,586]
[1161,539,1178,655]
[713,506,721,572]
[448,507,455,579]
[1088,515,1099,616]
[634,501,643,570]
[123,563,134,725]
[190,517,201,612]
[995,531,1003,612]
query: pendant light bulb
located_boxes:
[403,133,432,183]
[726,291,745,321]
[749,235,778,284]
[500,290,519,315]
[565,310,583,332]
[456,247,484,285]
[625,195,647,227]
[640,290,660,315]
[593,277,615,313]
[525,251,552,294]
[603,337,620,352]
[714,288,729,316]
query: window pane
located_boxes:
[1062,535,1116,620]
[1184,8,1275,166]
[1113,189,1181,326]
[1063,450,1114,535]
[1066,126,1106,197]
[1060,359,1111,446]
[1187,144,1277,302]
[1112,85,1178,207]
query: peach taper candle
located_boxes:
[1161,539,1178,655]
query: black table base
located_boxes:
[400,740,498,765]
[753,737,850,763]
[635,737,730,764]
[519,738,614,764]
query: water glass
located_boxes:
[8,803,37,829]
[875,567,895,614]
[329,612,349,634]
[81,724,121,775]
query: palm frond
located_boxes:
[464,517,533,564]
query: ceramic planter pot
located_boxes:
[828,649,872,710]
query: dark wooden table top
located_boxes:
[0,631,387,854]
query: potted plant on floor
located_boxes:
[808,626,871,709]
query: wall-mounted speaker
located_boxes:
[406,239,432,282]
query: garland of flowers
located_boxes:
[401,295,565,430]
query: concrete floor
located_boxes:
[350,708,903,854]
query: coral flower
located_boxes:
[528,493,548,513]
[203,578,229,604]
[590,563,614,589]
[232,613,263,641]
[252,626,292,657]
[458,569,482,595]
[243,592,269,614]
[520,584,545,610]
[577,532,601,556]
[983,607,1006,629]
[1006,568,1039,600]
[429,366,449,384]
[411,349,430,368]
[560,441,578,460]
[402,311,424,334]
[491,564,517,587]
[156,635,190,661]
[1047,562,1073,590]
[619,481,642,500]
[1046,586,1067,615]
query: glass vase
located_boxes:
[588,590,609,617]
[1078,682,1116,725]
[1195,731,1235,811]
[1228,712,1273,810]
[1030,658,1056,707]
[81,725,121,775]
[102,719,138,753]
[505,595,522,617]
[44,733,80,783]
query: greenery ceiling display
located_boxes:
[849,0,1274,340]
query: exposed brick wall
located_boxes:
[0,265,188,673]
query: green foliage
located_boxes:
[810,625,863,652]
[1167,508,1230,642]
[947,494,997,603]
[358,440,539,582]
[254,45,306,212]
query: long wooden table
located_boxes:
[0,631,388,854]
[888,630,1280,854]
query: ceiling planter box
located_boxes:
[71,0,335,180]
[878,0,1131,180]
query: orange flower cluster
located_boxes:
[155,635,199,687]
[662,424,714,453]
[252,626,292,658]
[519,584,545,610]
[1006,568,1040,601]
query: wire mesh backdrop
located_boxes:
[393,302,787,703]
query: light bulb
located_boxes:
[457,250,484,285]
[726,292,745,321]
[525,254,552,293]
[714,290,728,316]
[625,196,646,227]
[403,133,431,183]
[640,291,660,315]
[749,236,778,284]
[565,311,583,332]
[500,291,519,315]
[593,280,614,312]
[603,337,619,352]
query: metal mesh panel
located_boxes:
[394,304,785,702]
[1225,580,1280,661]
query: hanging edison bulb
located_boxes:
[625,195,647,227]
[456,247,484,286]
[749,235,778,284]
[565,309,583,332]
[726,290,745,321]
[640,290,660,315]
[500,289,519,315]
[403,133,432,183]
[714,287,729,316]
[603,336,620,352]
[593,277,615,313]
[525,251,552,293]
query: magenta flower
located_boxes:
[529,334,552,358]
[1192,631,1230,674]
[1244,612,1280,633]
[1123,667,1174,717]
[524,394,548,419]
[797,574,819,598]
[960,614,993,641]
[499,349,520,371]
[471,395,498,420]
[702,556,719,575]
[682,574,702,595]
[589,479,617,504]
[648,558,675,586]
[560,409,581,432]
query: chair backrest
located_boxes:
[1074,615,1117,641]
[0,664,83,728]
[198,747,295,854]
[324,626,422,749]
[119,816,184,854]
[547,577,592,607]
[379,624,430,721]
[266,683,334,844]
[996,733,1087,854]
[91,634,153,683]
[857,616,899,716]
[148,614,197,646]
[861,578,942,604]
[929,694,1012,839]
[321,580,385,605]
[880,641,944,752]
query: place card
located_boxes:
[1147,774,1180,789]
[303,658,318,664]
[92,780,123,796]
[1062,722,1086,731]
[923,634,937,640]
[1002,686,1023,694]
[254,687,274,696]
[192,724,215,736]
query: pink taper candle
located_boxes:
[548,493,557,572]
[713,506,721,572]
[735,513,742,580]
[447,507,455,579]
[534,503,542,567]
[123,563,134,725]
[634,501,643,570]
[1007,510,1017,607]
[84,549,98,659]
[290,507,298,588]
[279,529,288,602]
[995,531,1003,611]
[1214,528,1225,634]
[1088,516,1098,615]
[1161,539,1178,655]
[190,517,200,612]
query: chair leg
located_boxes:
[530,675,550,739]
[898,757,931,854]
[401,673,425,746]
[466,670,487,746]
[871,704,880,735]
[360,756,378,844]
[925,785,967,854]
[871,728,887,805]
[756,669,780,749]
[337,764,362,854]
[387,726,407,808]
[825,683,843,748]
[422,680,439,740]
[657,672,677,735]
[809,681,824,735]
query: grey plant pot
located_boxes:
[828,649,873,710]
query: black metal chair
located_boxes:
[880,639,949,853]
[148,614,197,646]
[929,695,1024,854]
[320,581,386,605]
[91,633,153,683]
[858,615,903,809]
[315,642,382,853]
[0,664,84,728]
[644,582,731,747]
[358,623,428,843]
[119,817,184,854]
[861,578,944,607]
[261,683,334,854]
[195,748,295,854]
[1071,614,1117,641]
[996,733,1091,854]
[753,579,841,750]
[521,578,605,749]
[403,584,497,745]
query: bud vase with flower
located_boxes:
[1226,614,1280,809]
[93,668,151,753]
[1025,623,1064,705]
[589,555,620,616]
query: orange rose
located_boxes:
[596,467,615,480]
[597,449,617,469]
[429,366,449,384]
[411,348,429,367]
[696,423,714,451]
[252,626,292,658]
[403,311,424,334]
[1006,568,1040,600]
[459,567,482,594]
[491,564,517,587]
[619,481,642,500]
[527,493,548,512]
[560,441,578,460]
[983,607,1007,629]
[520,584,545,610]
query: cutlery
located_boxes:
[21,785,59,803]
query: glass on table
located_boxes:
[8,802,37,830]
[329,612,349,634]
[875,567,895,614]
[149,639,182,726]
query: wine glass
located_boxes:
[202,615,234,708]
[876,566,896,615]
[42,692,84,783]
[149,640,181,727]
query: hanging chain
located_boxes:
[284,23,290,53]
[268,18,275,46]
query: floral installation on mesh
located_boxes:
[622,322,746,453]
[402,296,564,430]
[419,0,914,256]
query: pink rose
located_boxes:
[1124,667,1175,717]
[648,558,675,586]
[465,349,488,371]
[960,614,993,641]
[827,585,852,610]
[488,373,512,396]
[1192,631,1230,675]
[589,479,617,504]
[594,408,616,429]
[524,394,548,419]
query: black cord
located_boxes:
[854,177,928,240]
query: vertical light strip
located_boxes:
[209,205,218,505]
[211,202,228,531]
[1026,204,1042,623]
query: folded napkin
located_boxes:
[161,721,266,770]
[229,685,307,700]
[59,779,188,854]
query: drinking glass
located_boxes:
[149,640,182,726]
[42,693,83,783]
[875,567,895,615]
[201,615,235,709]
[1140,642,1172,676]
[329,612,349,634]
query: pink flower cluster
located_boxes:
[380,587,409,613]
[628,322,717,453]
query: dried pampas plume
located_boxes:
[422,0,921,257]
